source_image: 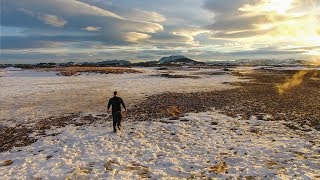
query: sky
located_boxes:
[1,0,320,63]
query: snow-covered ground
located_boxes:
[0,67,245,123]
[1,111,319,179]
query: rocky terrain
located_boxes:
[130,69,320,130]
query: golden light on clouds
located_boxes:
[265,0,294,14]
[124,32,151,42]
[236,0,320,57]
[239,0,294,14]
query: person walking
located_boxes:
[107,91,127,133]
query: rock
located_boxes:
[78,167,92,174]
[255,113,265,120]
[104,161,112,171]
[274,113,286,120]
[169,116,179,120]
[209,161,228,174]
[1,160,13,166]
[249,128,259,134]
[285,124,300,130]
[211,122,218,125]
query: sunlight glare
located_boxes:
[265,0,294,14]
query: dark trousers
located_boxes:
[112,112,122,132]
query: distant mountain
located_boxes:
[131,61,158,67]
[158,55,204,65]
[96,60,132,66]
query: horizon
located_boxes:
[1,0,320,63]
[0,56,310,65]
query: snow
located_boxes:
[0,67,58,77]
[0,67,245,122]
[0,111,319,179]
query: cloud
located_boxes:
[150,32,193,43]
[78,0,168,23]
[1,0,164,47]
[38,14,67,27]
[124,9,166,23]
[203,0,248,14]
[1,0,319,63]
[83,26,101,31]
[124,32,151,42]
[203,0,320,49]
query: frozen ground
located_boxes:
[1,111,319,179]
[0,67,245,123]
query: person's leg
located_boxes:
[117,113,122,130]
[112,114,117,133]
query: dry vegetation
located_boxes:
[40,67,142,76]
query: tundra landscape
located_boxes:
[0,63,319,179]
[1,0,320,179]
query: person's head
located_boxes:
[113,91,117,96]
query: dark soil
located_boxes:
[0,126,36,152]
[129,69,320,130]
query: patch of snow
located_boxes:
[0,68,58,77]
[0,67,246,122]
[0,111,319,179]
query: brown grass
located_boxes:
[161,106,181,117]
[41,67,142,76]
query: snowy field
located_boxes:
[1,67,319,179]
[1,111,319,179]
[0,67,243,123]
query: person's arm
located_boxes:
[121,99,127,111]
[107,99,111,112]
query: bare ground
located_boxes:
[129,69,320,130]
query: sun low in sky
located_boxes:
[0,0,319,63]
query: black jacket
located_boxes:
[108,96,126,114]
